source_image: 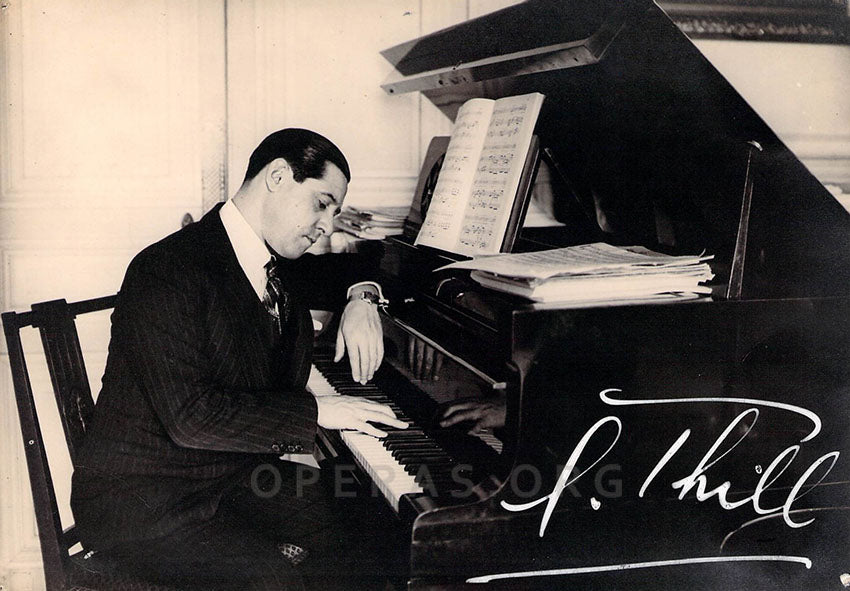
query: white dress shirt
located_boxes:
[219,199,272,301]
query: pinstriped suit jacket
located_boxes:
[71,204,368,549]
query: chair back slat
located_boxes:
[32,300,96,465]
[3,309,70,590]
[3,295,117,591]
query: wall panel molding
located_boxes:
[199,1,229,213]
[0,204,200,253]
[785,133,850,188]
[695,39,850,193]
[225,0,261,198]
[0,0,222,208]
[0,0,200,205]
[0,3,223,588]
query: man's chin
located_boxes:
[276,238,320,258]
[274,246,303,260]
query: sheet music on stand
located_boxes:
[415,92,545,256]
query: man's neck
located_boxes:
[231,184,265,243]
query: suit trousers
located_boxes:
[102,459,408,591]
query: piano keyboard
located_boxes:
[307,363,424,511]
[307,353,500,513]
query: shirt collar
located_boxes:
[219,199,271,300]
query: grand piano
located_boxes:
[310,1,850,589]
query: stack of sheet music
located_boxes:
[438,243,714,304]
[334,206,408,239]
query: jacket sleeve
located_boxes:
[286,244,383,311]
[114,248,317,455]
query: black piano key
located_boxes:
[392,450,445,462]
[384,429,426,437]
[397,453,452,465]
[387,444,438,454]
[388,446,440,456]
[390,447,443,457]
[417,478,456,491]
[384,437,435,446]
[419,475,464,492]
[382,429,424,438]
[385,440,437,449]
[388,444,441,453]
[393,447,450,458]
[394,453,450,465]
[404,462,456,476]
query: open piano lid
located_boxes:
[381,0,850,302]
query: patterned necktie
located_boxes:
[263,257,289,332]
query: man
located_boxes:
[71,129,407,590]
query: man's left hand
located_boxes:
[334,296,383,384]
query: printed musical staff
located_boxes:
[459,221,496,251]
[414,92,545,255]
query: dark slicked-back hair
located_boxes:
[242,128,351,185]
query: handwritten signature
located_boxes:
[466,390,840,584]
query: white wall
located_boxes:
[695,39,850,200]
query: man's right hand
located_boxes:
[316,396,408,438]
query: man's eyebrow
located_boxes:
[321,191,341,205]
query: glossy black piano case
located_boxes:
[377,1,850,589]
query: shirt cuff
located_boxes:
[346,281,386,303]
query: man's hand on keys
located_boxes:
[316,395,407,438]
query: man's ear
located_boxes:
[265,158,292,192]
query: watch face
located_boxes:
[360,292,379,305]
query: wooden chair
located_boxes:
[3,296,179,591]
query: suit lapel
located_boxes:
[196,205,275,388]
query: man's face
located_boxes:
[261,161,347,259]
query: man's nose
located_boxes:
[316,209,335,235]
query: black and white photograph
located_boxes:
[1,1,850,589]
